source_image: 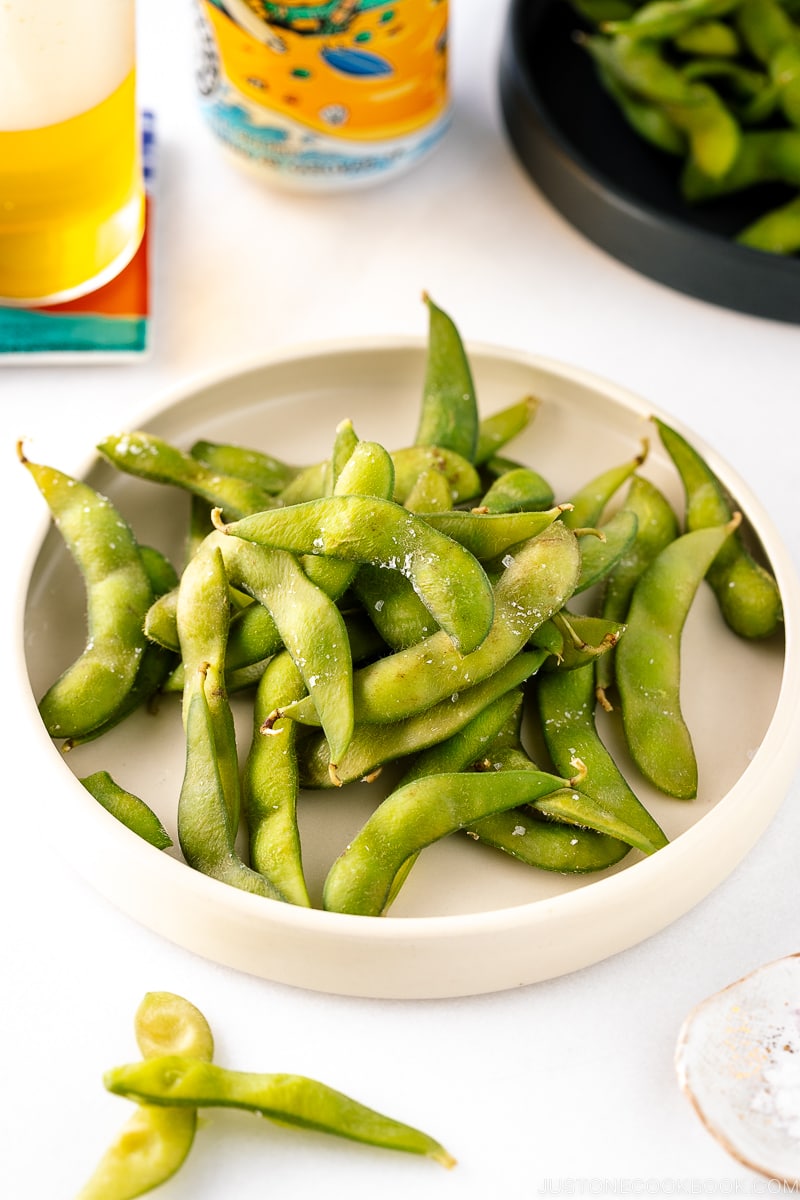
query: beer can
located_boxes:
[194,1,450,188]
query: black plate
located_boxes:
[499,0,800,323]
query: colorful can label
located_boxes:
[195,1,450,187]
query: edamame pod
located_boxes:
[80,771,172,850]
[390,445,481,504]
[352,565,436,649]
[575,509,640,593]
[596,62,688,154]
[602,0,742,42]
[465,807,631,873]
[398,694,630,876]
[179,669,285,899]
[615,516,741,798]
[190,439,302,494]
[423,504,568,558]
[737,190,800,252]
[97,431,277,520]
[78,993,214,1200]
[474,396,539,466]
[654,417,782,637]
[681,129,800,200]
[322,768,581,916]
[243,653,311,907]
[472,743,641,852]
[596,474,680,706]
[177,543,241,832]
[65,541,180,748]
[20,446,153,741]
[104,1056,455,1167]
[303,437,396,598]
[214,533,355,772]
[674,18,742,55]
[298,651,548,788]
[563,442,648,529]
[536,663,669,853]
[415,293,479,463]
[539,609,627,670]
[213,496,495,655]
[479,467,556,513]
[403,466,453,512]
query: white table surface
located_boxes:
[4,1,800,1195]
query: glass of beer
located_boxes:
[0,0,144,306]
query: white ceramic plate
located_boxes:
[19,340,800,998]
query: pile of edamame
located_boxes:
[572,0,800,254]
[22,296,783,917]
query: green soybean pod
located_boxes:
[391,445,481,505]
[673,18,741,55]
[298,651,547,788]
[471,744,642,852]
[536,663,669,854]
[177,542,241,834]
[596,62,688,155]
[213,496,495,655]
[104,1056,455,1168]
[423,504,569,559]
[615,516,741,799]
[351,565,437,650]
[654,417,782,638]
[77,993,214,1200]
[80,771,172,850]
[144,588,181,651]
[596,475,680,706]
[242,652,311,907]
[562,442,648,529]
[735,0,795,65]
[20,446,153,741]
[465,808,630,873]
[179,668,285,900]
[478,467,556,513]
[403,466,453,512]
[665,83,743,180]
[214,533,355,774]
[382,691,527,908]
[474,396,539,466]
[602,0,741,41]
[65,546,180,749]
[397,693,630,877]
[322,768,579,916]
[277,460,329,504]
[574,509,640,593]
[737,191,800,253]
[303,437,396,598]
[96,431,277,520]
[190,439,302,494]
[681,130,800,201]
[415,293,479,463]
[539,609,627,671]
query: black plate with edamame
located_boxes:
[500,0,800,323]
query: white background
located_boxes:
[3,1,800,1195]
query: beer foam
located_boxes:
[0,0,135,131]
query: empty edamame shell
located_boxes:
[675,954,800,1183]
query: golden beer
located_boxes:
[0,1,144,305]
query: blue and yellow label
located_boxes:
[196,0,450,183]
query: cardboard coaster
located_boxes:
[0,112,155,363]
